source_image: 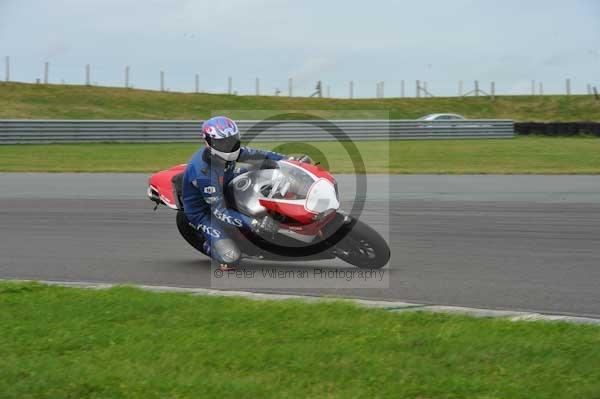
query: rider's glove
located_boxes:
[259,158,280,170]
[251,215,279,235]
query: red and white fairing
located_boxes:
[147,163,186,209]
[258,160,339,223]
[148,160,341,244]
[254,160,340,242]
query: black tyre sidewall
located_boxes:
[335,218,391,269]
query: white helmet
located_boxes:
[202,116,240,161]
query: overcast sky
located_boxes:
[1,0,598,97]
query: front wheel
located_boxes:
[333,218,390,269]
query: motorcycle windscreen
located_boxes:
[305,179,340,213]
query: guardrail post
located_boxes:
[349,80,354,99]
[566,78,571,96]
[85,64,91,86]
[43,62,49,84]
[4,56,9,82]
[255,77,260,95]
[401,80,405,98]
[227,76,232,95]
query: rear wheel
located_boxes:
[176,211,206,253]
[333,218,390,269]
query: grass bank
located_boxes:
[1,81,599,121]
[1,137,600,174]
[1,282,599,398]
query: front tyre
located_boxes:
[333,218,390,269]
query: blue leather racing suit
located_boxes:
[182,146,286,264]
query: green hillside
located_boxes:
[1,82,599,121]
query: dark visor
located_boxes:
[206,135,240,153]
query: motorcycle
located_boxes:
[147,158,390,268]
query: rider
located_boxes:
[182,116,287,271]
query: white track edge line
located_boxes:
[2,278,599,325]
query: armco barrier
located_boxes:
[0,119,514,144]
[515,122,600,137]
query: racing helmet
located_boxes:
[202,116,241,161]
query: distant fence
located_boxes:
[4,57,599,97]
[515,122,600,137]
[0,119,515,144]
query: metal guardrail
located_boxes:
[0,119,514,143]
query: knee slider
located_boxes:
[213,238,241,264]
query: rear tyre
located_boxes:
[334,218,390,269]
[176,211,206,253]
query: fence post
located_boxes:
[85,64,91,86]
[401,80,405,98]
[160,71,165,91]
[125,66,130,88]
[539,82,543,95]
[4,56,9,82]
[416,80,420,98]
[474,80,479,97]
[255,77,260,95]
[458,80,463,96]
[566,78,571,96]
[44,62,49,84]
[349,80,354,99]
[490,81,495,100]
[288,77,293,97]
[227,76,232,95]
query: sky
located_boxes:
[1,0,599,97]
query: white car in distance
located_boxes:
[415,113,488,129]
[417,113,465,122]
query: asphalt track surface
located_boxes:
[1,173,600,318]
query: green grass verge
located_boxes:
[1,282,599,399]
[1,81,600,121]
[1,137,600,174]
